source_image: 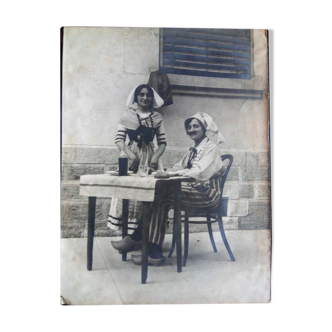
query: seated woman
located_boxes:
[113,112,226,266]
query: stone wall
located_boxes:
[61,27,271,238]
[61,146,271,238]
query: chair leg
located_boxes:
[168,219,176,258]
[206,212,217,252]
[218,216,235,261]
[207,223,217,252]
[183,211,189,266]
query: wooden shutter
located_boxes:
[160,28,251,79]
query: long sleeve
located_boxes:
[172,154,187,171]
[115,124,127,144]
[156,122,167,146]
[175,143,223,182]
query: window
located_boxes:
[160,28,252,80]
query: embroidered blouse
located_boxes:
[115,107,166,146]
[172,137,224,182]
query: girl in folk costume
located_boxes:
[108,84,167,248]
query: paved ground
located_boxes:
[60,230,271,304]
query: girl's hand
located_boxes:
[129,157,139,173]
[149,155,159,172]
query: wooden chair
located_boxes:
[168,154,235,266]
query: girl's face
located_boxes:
[136,88,153,108]
[187,119,205,142]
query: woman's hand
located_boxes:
[129,157,139,173]
[126,152,139,173]
[149,155,159,172]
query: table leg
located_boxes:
[141,201,152,284]
[87,196,96,271]
[122,199,129,261]
[174,183,182,273]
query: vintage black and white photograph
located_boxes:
[60,27,271,304]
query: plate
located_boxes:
[106,171,133,176]
[106,171,118,176]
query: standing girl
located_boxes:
[108,84,167,252]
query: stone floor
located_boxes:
[60,230,271,305]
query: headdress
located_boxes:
[126,85,164,109]
[185,112,225,144]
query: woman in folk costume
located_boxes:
[113,112,226,266]
[108,84,167,247]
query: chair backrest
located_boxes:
[220,154,233,196]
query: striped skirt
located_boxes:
[107,141,164,232]
[149,176,221,246]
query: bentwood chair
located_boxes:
[168,154,235,266]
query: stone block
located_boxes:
[242,166,270,181]
[227,200,248,216]
[233,152,246,166]
[239,217,271,230]
[75,147,118,164]
[62,147,75,163]
[247,152,258,165]
[247,152,269,165]
[61,164,70,181]
[223,183,238,199]
[222,151,246,166]
[61,221,84,238]
[258,152,270,165]
[61,181,80,200]
[95,198,112,221]
[248,200,271,218]
[61,228,83,238]
[63,164,105,180]
[218,217,239,230]
[227,167,240,181]
[239,183,255,198]
[61,200,88,222]
[83,220,115,237]
[257,183,271,198]
[239,200,271,230]
[105,164,119,172]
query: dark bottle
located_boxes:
[118,151,128,176]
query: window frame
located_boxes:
[159,28,253,80]
[158,29,267,99]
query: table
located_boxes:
[79,173,193,284]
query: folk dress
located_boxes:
[107,106,166,232]
[148,137,225,245]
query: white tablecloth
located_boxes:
[80,174,186,202]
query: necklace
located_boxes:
[136,110,154,128]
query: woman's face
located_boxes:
[136,88,153,108]
[187,119,205,142]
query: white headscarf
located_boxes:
[186,112,225,145]
[126,85,164,109]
